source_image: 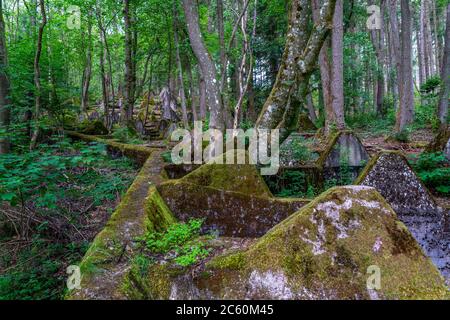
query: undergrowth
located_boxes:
[0,136,138,300]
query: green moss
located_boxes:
[122,263,173,299]
[144,187,176,233]
[208,252,247,270]
[425,126,450,153]
[203,186,449,299]
[180,153,273,197]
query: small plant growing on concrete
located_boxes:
[138,219,212,267]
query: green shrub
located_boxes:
[111,125,144,144]
[412,152,450,195]
[138,219,212,268]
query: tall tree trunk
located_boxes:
[306,93,318,123]
[122,0,134,123]
[199,72,207,120]
[174,1,188,128]
[80,15,93,118]
[417,16,425,86]
[0,0,11,154]
[370,0,386,116]
[256,0,337,132]
[217,0,227,105]
[182,0,224,130]
[30,0,46,149]
[312,0,333,134]
[438,3,450,129]
[330,0,345,130]
[395,0,414,133]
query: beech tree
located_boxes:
[182,0,224,130]
[255,0,337,134]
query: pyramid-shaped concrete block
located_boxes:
[356,151,439,216]
[318,130,369,168]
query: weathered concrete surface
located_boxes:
[400,214,450,287]
[135,186,449,300]
[356,151,439,216]
[158,161,308,237]
[158,181,308,237]
[318,131,369,168]
[317,131,370,183]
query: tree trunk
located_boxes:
[217,0,227,103]
[395,0,414,133]
[306,93,317,123]
[182,0,224,130]
[438,3,449,128]
[30,0,46,149]
[370,0,386,116]
[256,0,337,132]
[330,0,345,130]
[174,1,188,127]
[122,0,135,123]
[0,0,11,154]
[199,73,207,120]
[80,15,93,117]
[312,0,333,133]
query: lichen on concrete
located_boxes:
[138,186,448,300]
[355,151,439,216]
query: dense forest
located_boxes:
[0,0,449,300]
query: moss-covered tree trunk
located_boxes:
[255,0,336,134]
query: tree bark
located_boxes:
[174,1,188,127]
[330,0,345,130]
[182,0,224,130]
[30,0,46,149]
[395,0,414,133]
[0,0,11,154]
[122,0,135,123]
[438,3,449,128]
[80,15,93,118]
[199,72,207,120]
[369,0,386,116]
[255,0,337,132]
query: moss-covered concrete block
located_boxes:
[180,159,273,197]
[158,180,308,237]
[66,131,152,166]
[317,130,369,169]
[356,151,439,216]
[140,186,448,300]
